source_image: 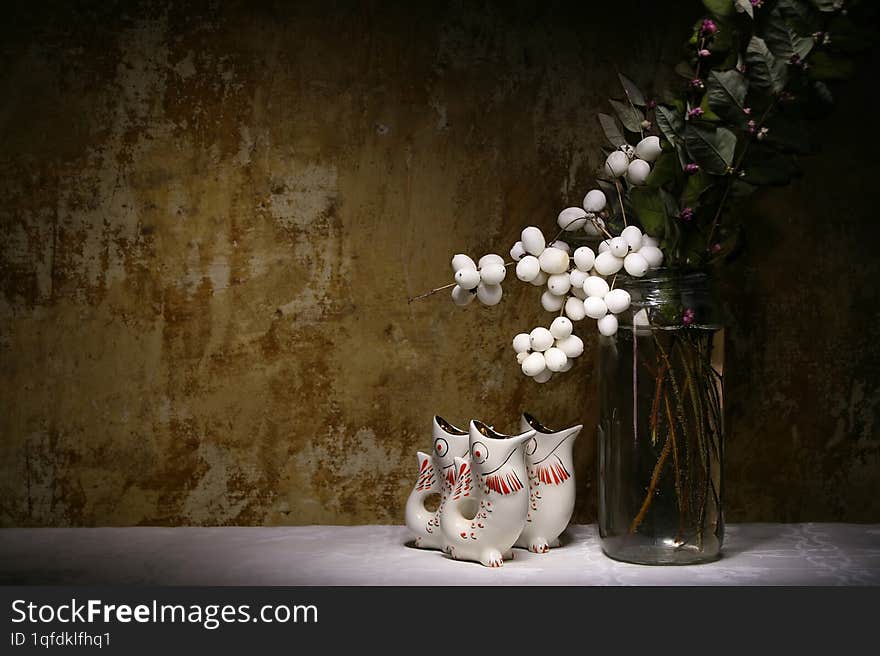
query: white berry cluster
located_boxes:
[449,253,507,307]
[604,135,662,185]
[512,318,584,384]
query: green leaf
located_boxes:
[776,0,822,34]
[629,187,667,237]
[745,36,788,94]
[645,152,680,189]
[684,124,737,175]
[597,113,627,147]
[762,8,814,61]
[655,105,684,146]
[609,99,644,133]
[808,52,855,80]
[675,61,696,79]
[682,171,714,208]
[703,0,735,18]
[734,0,754,18]
[706,70,749,125]
[699,94,722,122]
[618,73,646,107]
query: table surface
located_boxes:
[1,523,878,586]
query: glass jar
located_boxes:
[597,268,725,565]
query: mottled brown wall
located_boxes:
[1,0,877,527]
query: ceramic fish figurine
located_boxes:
[515,412,582,553]
[405,416,470,550]
[440,420,535,567]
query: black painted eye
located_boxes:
[434,438,449,458]
[471,441,488,465]
[525,437,538,456]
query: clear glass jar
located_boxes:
[597,268,725,565]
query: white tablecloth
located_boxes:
[1,523,878,585]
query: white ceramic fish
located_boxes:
[515,412,582,553]
[405,416,470,550]
[440,420,535,567]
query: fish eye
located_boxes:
[525,437,538,456]
[434,438,448,457]
[471,441,488,464]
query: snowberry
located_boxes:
[569,269,588,289]
[530,270,548,286]
[451,253,476,272]
[476,282,503,305]
[529,327,555,352]
[584,296,608,319]
[583,215,606,238]
[623,252,649,277]
[479,263,507,285]
[509,241,526,262]
[451,285,475,306]
[642,235,659,248]
[541,289,565,312]
[516,256,541,282]
[564,296,587,321]
[512,333,532,354]
[522,351,547,377]
[547,273,572,296]
[609,237,630,258]
[521,227,546,256]
[549,316,573,340]
[605,150,630,178]
[454,267,481,290]
[544,347,568,372]
[597,239,611,254]
[558,358,574,373]
[583,275,610,298]
[620,225,643,251]
[638,245,663,268]
[604,288,631,314]
[538,247,570,275]
[478,254,505,269]
[533,368,553,383]
[634,136,662,163]
[594,251,624,276]
[557,207,588,232]
[597,313,619,337]
[516,351,529,365]
[555,334,584,358]
[549,240,570,253]
[583,189,607,213]
[626,159,651,185]
[573,246,596,272]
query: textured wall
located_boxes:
[1,1,877,527]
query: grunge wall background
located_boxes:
[1,0,877,527]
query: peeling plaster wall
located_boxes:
[1,1,877,527]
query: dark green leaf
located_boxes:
[706,70,749,124]
[699,95,722,122]
[811,0,843,12]
[745,36,788,94]
[629,187,667,237]
[682,171,714,207]
[675,61,696,79]
[655,105,684,146]
[762,8,814,61]
[645,152,680,189]
[684,124,737,175]
[618,73,646,107]
[703,0,735,18]
[776,0,821,34]
[808,52,855,80]
[609,99,644,133]
[598,113,627,147]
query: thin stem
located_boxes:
[629,431,672,535]
[408,282,457,303]
[613,178,628,227]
